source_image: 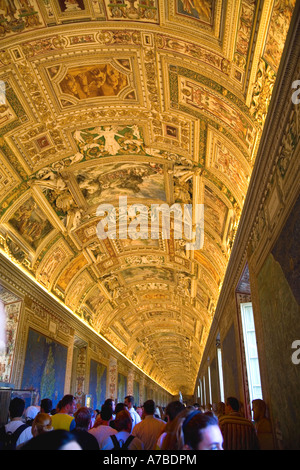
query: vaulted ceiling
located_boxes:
[0,0,295,395]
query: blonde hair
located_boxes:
[32,413,53,437]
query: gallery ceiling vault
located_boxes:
[0,0,296,395]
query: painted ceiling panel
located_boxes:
[0,0,296,395]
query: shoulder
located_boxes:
[219,413,255,428]
[130,435,144,450]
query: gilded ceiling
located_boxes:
[0,0,296,395]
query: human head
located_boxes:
[104,398,115,412]
[100,403,113,422]
[31,413,53,437]
[115,402,128,414]
[25,405,39,423]
[60,394,77,415]
[181,410,223,450]
[41,398,53,414]
[225,397,240,413]
[216,401,225,416]
[124,395,135,410]
[143,400,155,416]
[252,399,267,422]
[136,406,143,418]
[9,397,25,419]
[21,430,82,450]
[165,401,185,422]
[74,407,92,430]
[114,410,132,433]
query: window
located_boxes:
[198,378,203,405]
[208,366,212,405]
[203,375,206,406]
[240,303,262,403]
[217,347,225,403]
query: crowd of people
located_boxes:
[0,393,274,450]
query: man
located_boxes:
[40,398,52,415]
[132,400,166,450]
[102,410,144,450]
[88,403,117,449]
[51,394,76,431]
[124,395,141,431]
[218,396,260,450]
[104,398,116,420]
[0,397,33,449]
[71,406,99,450]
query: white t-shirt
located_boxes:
[88,425,117,449]
[128,407,141,431]
[5,420,33,447]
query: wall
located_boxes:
[195,5,300,449]
[0,253,172,412]
[256,196,300,450]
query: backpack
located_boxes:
[0,423,30,450]
[110,434,135,450]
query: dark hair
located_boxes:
[183,411,219,450]
[226,397,240,412]
[74,407,92,429]
[115,402,127,414]
[125,395,134,405]
[60,394,75,409]
[41,398,53,414]
[9,397,25,419]
[165,401,185,422]
[143,400,155,415]
[21,430,80,450]
[100,404,113,421]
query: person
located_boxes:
[40,398,53,415]
[104,398,116,421]
[21,429,82,450]
[102,410,144,450]
[156,400,185,450]
[51,395,76,431]
[88,403,117,449]
[132,400,166,450]
[252,399,274,450]
[70,407,99,450]
[0,397,33,450]
[162,408,223,450]
[124,395,141,431]
[136,406,143,419]
[215,401,225,419]
[31,413,53,437]
[110,403,128,429]
[24,405,40,425]
[218,397,260,450]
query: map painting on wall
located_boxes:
[21,328,67,408]
[89,359,107,410]
[117,373,127,402]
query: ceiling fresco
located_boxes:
[0,0,296,395]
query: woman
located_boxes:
[162,408,223,451]
[31,413,53,437]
